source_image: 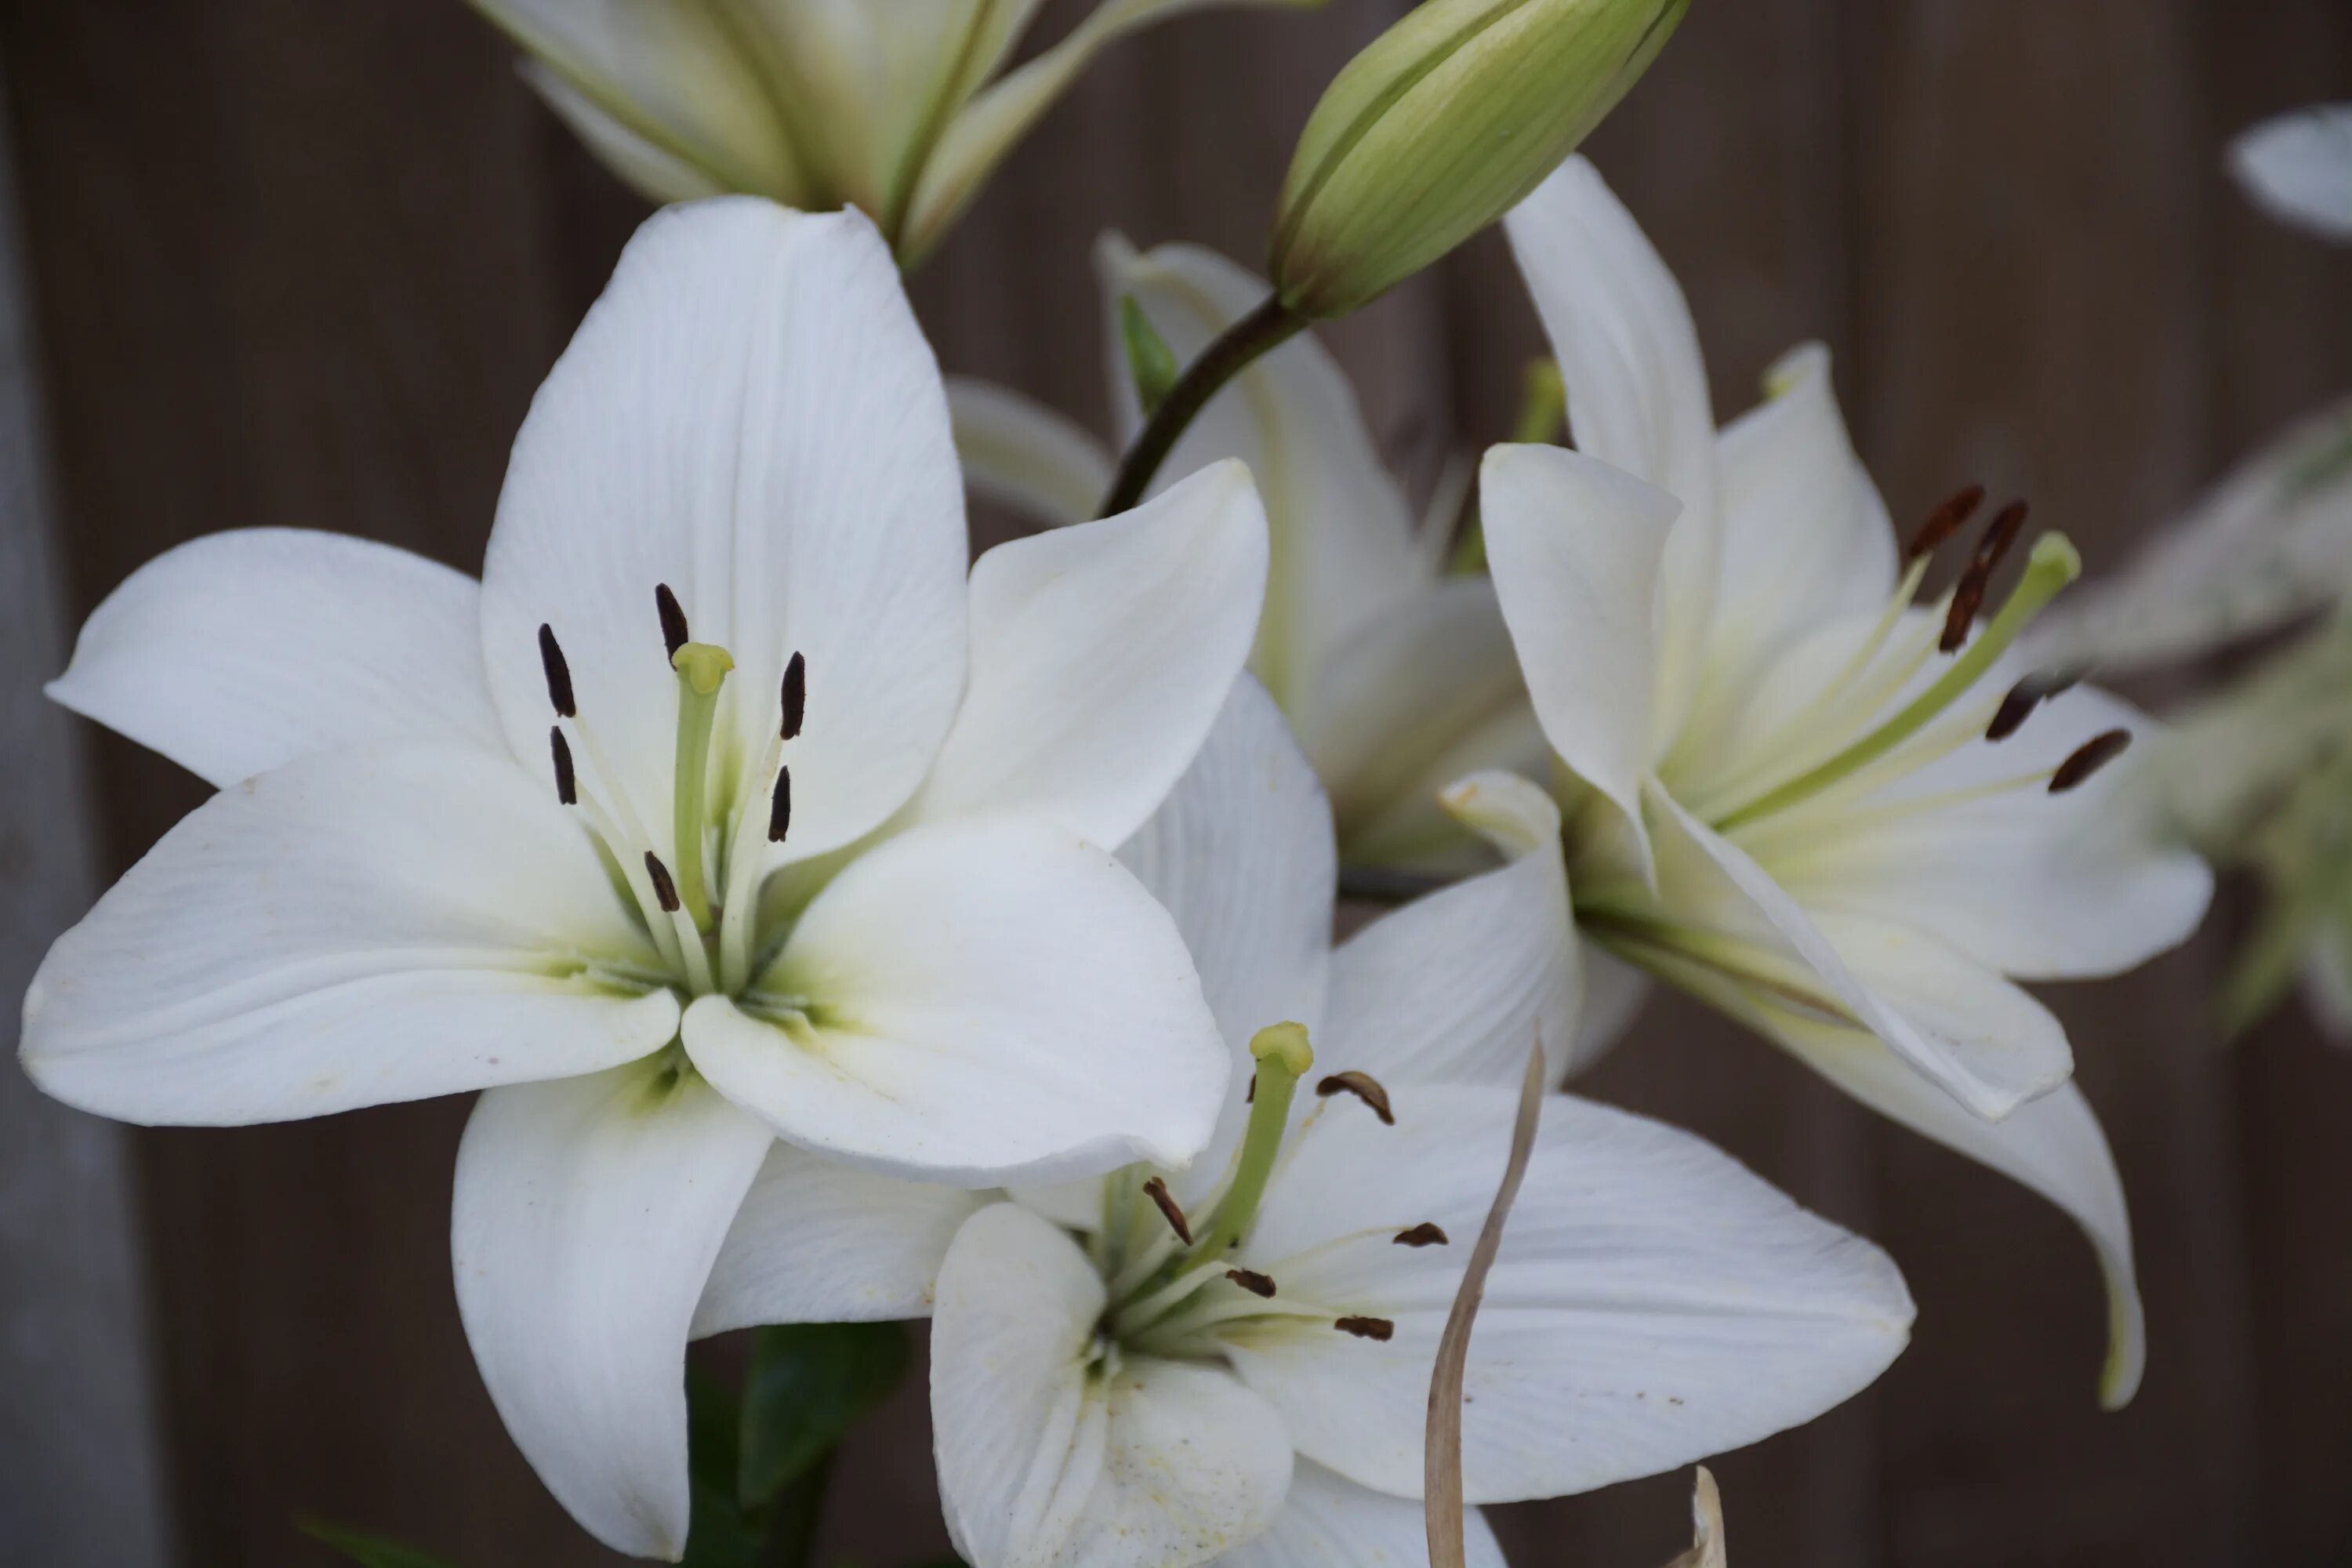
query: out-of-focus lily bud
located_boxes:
[1269,0,1690,318]
[463,0,1326,264]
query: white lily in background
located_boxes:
[22,200,1268,1559]
[951,235,1549,871]
[463,0,1323,263]
[2228,103,2352,243]
[1479,158,2214,1407]
[2027,114,2352,1042]
[701,683,1912,1568]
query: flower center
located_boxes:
[536,584,807,1000]
[1084,1025,1414,1360]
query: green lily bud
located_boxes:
[1269,0,1690,318]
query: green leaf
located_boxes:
[684,1364,762,1568]
[296,1520,466,1568]
[1119,296,1181,417]
[739,1321,913,1511]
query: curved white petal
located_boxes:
[1227,1087,1911,1502]
[20,746,679,1125]
[48,528,503,788]
[481,201,968,866]
[1221,1462,1506,1568]
[684,818,1228,1185]
[904,460,1269,849]
[1298,577,1538,862]
[1766,1014,2143,1408]
[1098,236,1424,712]
[1480,442,1680,874]
[466,0,799,198]
[1711,343,1897,664]
[1647,784,2070,1120]
[1120,678,1335,1201]
[1325,773,1579,1087]
[1505,157,1719,737]
[949,376,1114,528]
[452,1062,772,1560]
[2230,103,2352,242]
[692,1142,989,1335]
[932,1203,1292,1568]
[1774,683,2214,980]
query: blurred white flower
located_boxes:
[953,236,1548,872]
[23,200,1269,1559]
[707,686,1911,1568]
[2229,103,2352,243]
[465,0,1324,261]
[1479,156,2215,1407]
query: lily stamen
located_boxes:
[2050,729,2132,793]
[1144,1175,1194,1245]
[1333,1316,1395,1341]
[1315,1069,1395,1125]
[1906,482,1986,560]
[654,582,690,659]
[1939,499,2030,653]
[1393,1222,1450,1247]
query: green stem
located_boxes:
[1098,294,1308,517]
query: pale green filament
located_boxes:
[670,642,735,934]
[1715,533,2082,833]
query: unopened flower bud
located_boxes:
[1269,0,1690,318]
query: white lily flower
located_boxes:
[2229,103,2352,244]
[466,0,1323,263]
[20,200,1269,1559]
[717,684,1911,1568]
[1480,158,2215,1406]
[950,236,1548,871]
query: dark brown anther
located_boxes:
[781,652,807,739]
[1316,1070,1395,1126]
[1392,1222,1450,1248]
[644,851,682,913]
[767,764,793,844]
[1939,500,2031,653]
[1245,1073,1256,1104]
[1987,681,2042,742]
[1907,483,1986,561]
[655,583,690,659]
[2049,728,2131,793]
[1142,1176,1192,1246]
[1334,1316,1396,1341]
[1225,1268,1277,1298]
[537,624,577,718]
[549,726,578,806]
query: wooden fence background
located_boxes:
[2,0,2349,1563]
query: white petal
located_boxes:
[452,1062,773,1559]
[1647,784,2070,1120]
[1221,1463,1506,1568]
[1479,442,1681,874]
[903,460,1269,849]
[1228,1087,1912,1501]
[932,1203,1291,1568]
[1297,577,1541,864]
[1774,683,2213,980]
[2027,397,2352,672]
[684,817,1228,1185]
[1098,236,1424,713]
[20,746,679,1125]
[2230,103,2352,242]
[1323,773,1580,1087]
[692,1142,989,1335]
[1711,343,1898,662]
[949,376,1114,528]
[1504,157,1719,738]
[1766,1014,2144,1408]
[48,528,504,789]
[466,0,800,198]
[1120,678,1335,1201]
[1571,945,1653,1073]
[480,201,968,865]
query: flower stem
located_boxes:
[1098,294,1308,517]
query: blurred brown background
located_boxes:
[2,1,2350,1563]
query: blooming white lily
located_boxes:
[951,235,1548,870]
[21,199,1269,1558]
[1479,158,2214,1406]
[465,0,1323,263]
[702,684,1912,1568]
